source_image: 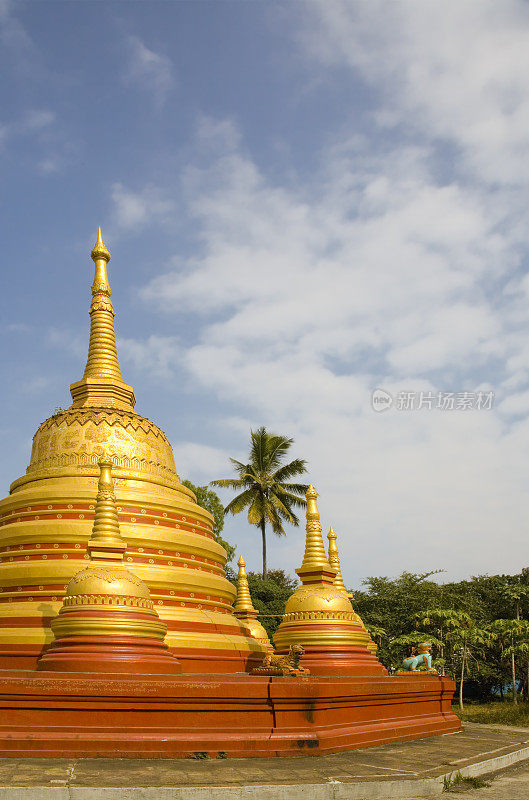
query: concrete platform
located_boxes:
[0,723,528,799]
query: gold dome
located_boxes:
[284,583,355,616]
[25,406,180,490]
[65,565,152,604]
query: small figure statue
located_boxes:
[398,642,438,675]
[251,644,310,676]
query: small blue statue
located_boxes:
[400,642,437,674]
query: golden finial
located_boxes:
[233,556,257,615]
[296,485,336,583]
[327,526,348,595]
[86,459,127,562]
[91,226,111,263]
[70,229,135,410]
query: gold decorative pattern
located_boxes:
[26,406,179,486]
[62,593,153,609]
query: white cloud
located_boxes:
[0,0,34,60]
[135,107,529,582]
[47,328,86,361]
[123,34,173,109]
[23,109,55,130]
[172,442,232,483]
[119,5,529,582]
[111,182,175,230]
[19,376,51,395]
[300,1,529,185]
[118,335,180,378]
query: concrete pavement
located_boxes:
[0,723,527,799]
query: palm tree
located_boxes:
[211,427,308,578]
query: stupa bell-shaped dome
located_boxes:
[66,565,151,603]
[283,582,354,615]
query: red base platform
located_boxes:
[0,669,460,758]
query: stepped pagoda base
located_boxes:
[0,646,262,674]
[0,669,460,758]
[273,644,388,676]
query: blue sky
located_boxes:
[3,0,529,587]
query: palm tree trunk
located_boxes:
[260,519,267,579]
[512,605,519,705]
[512,646,517,705]
[459,645,467,711]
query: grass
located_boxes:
[454,700,529,726]
[443,771,490,792]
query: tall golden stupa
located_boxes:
[0,229,264,671]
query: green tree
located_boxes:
[447,616,490,710]
[352,571,447,667]
[211,427,308,578]
[415,609,489,709]
[498,582,529,704]
[489,619,529,705]
[182,480,236,563]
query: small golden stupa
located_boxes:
[327,526,348,594]
[233,556,273,653]
[273,486,385,675]
[37,459,180,673]
[0,229,263,672]
[327,525,377,655]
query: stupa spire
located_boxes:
[327,526,348,595]
[70,228,135,410]
[233,556,257,615]
[296,485,336,585]
[233,556,273,653]
[86,459,127,562]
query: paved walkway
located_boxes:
[0,723,528,798]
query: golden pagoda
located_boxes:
[0,229,264,672]
[38,460,180,674]
[273,486,385,675]
[233,556,273,653]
